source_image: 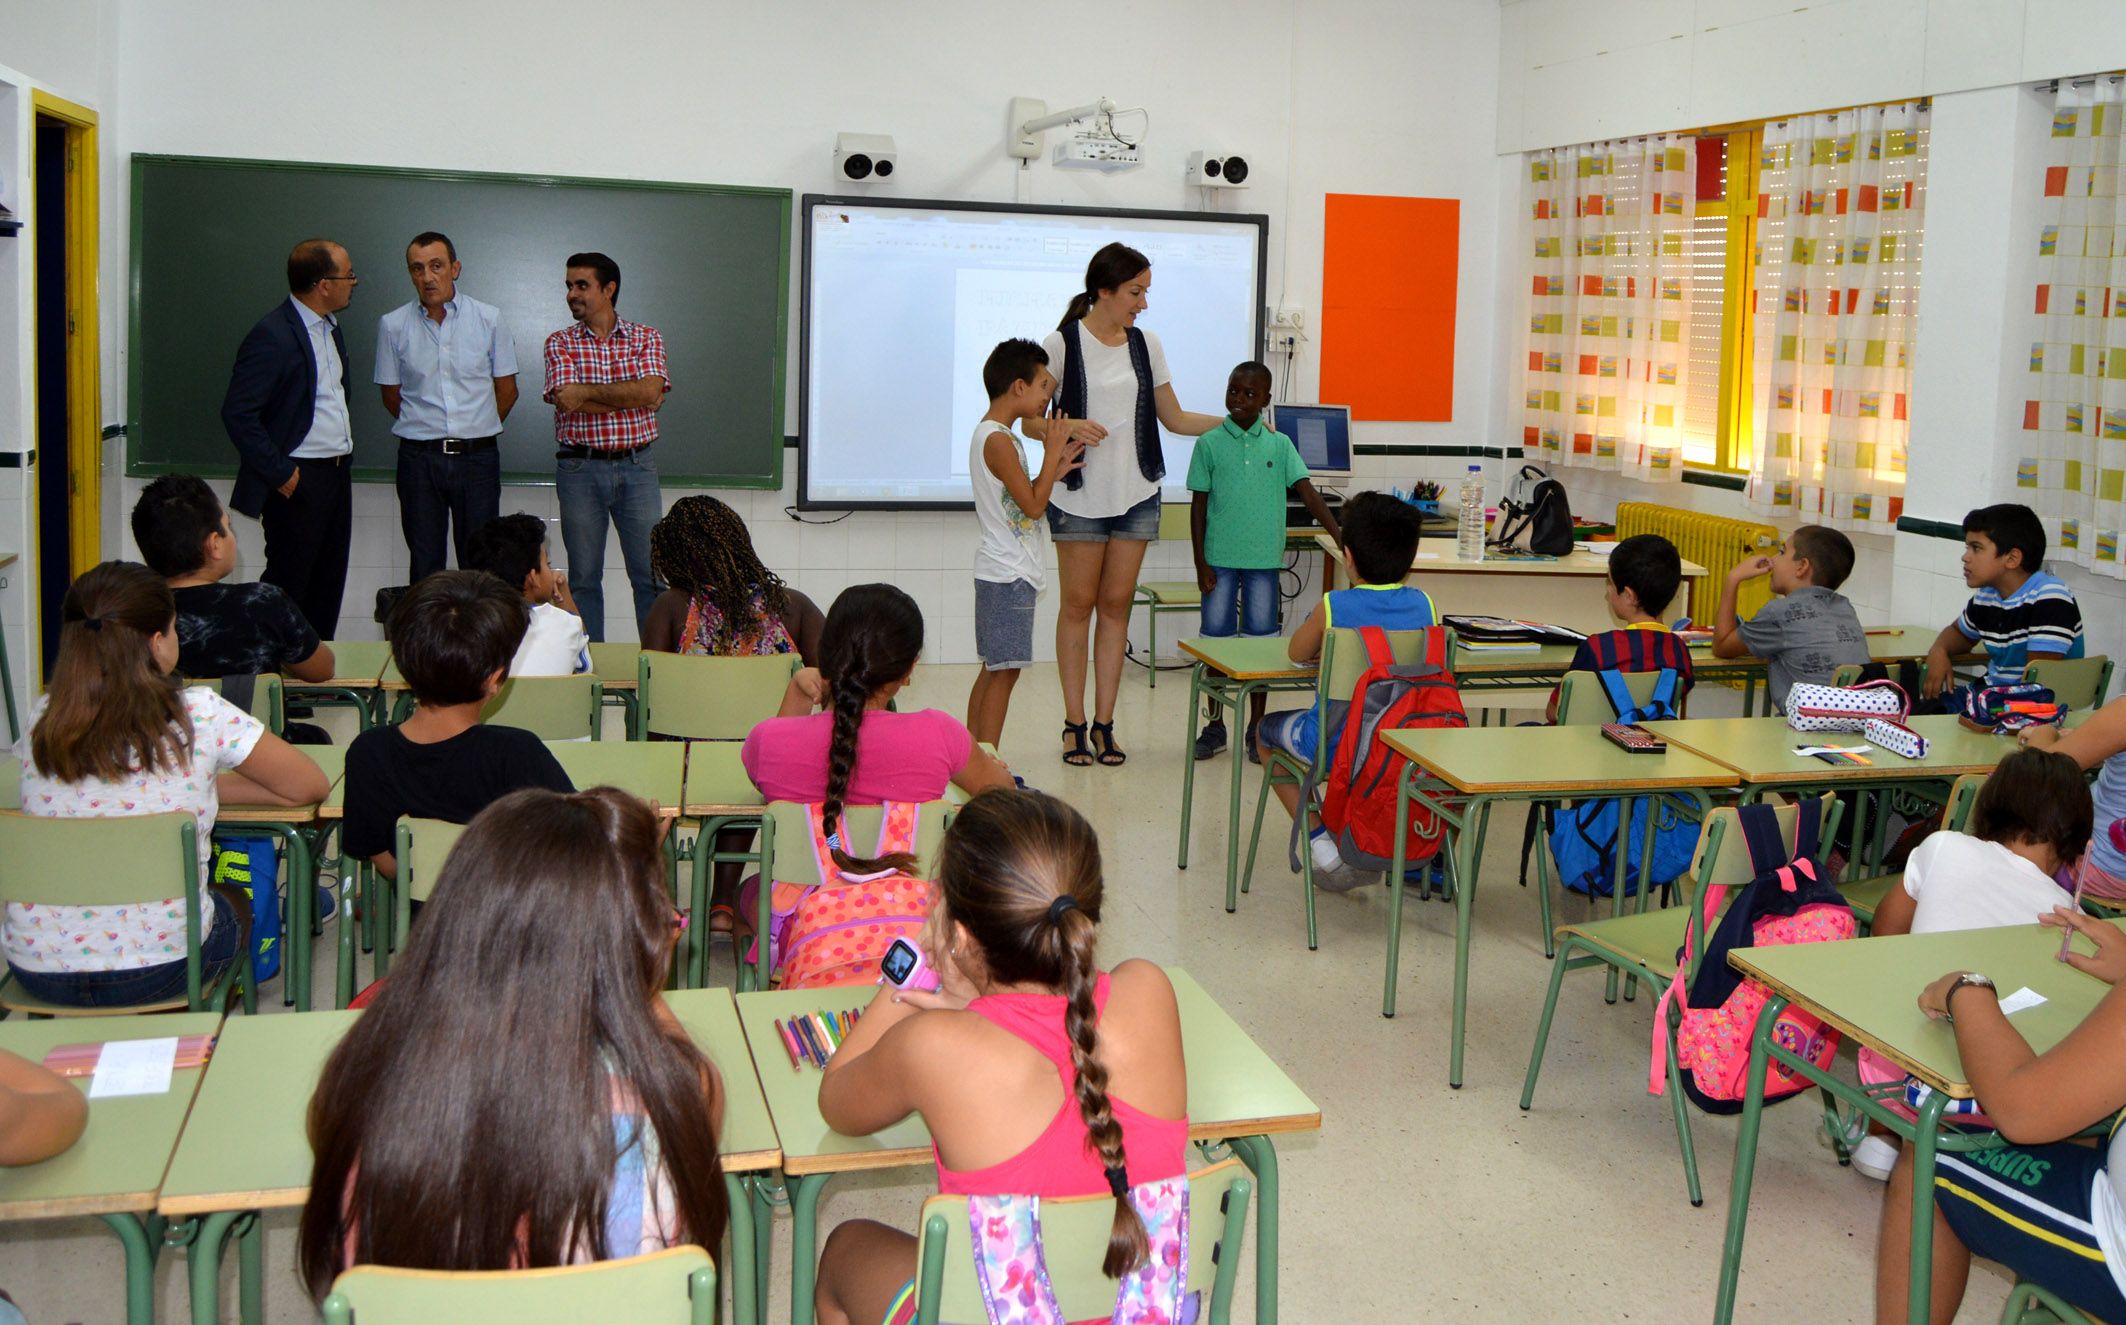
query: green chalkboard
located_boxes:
[127,154,790,488]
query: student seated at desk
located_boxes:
[642,495,823,663]
[1709,524,1867,714]
[6,563,327,1008]
[1545,533,1695,723]
[299,787,727,1293]
[1917,503,2084,712]
[2023,695,2126,900]
[464,513,590,677]
[343,571,572,882]
[1880,907,2126,1324]
[813,789,1189,1325]
[1255,492,1434,886]
[130,473,335,684]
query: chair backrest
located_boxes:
[481,676,603,741]
[390,817,471,956]
[1678,794,1839,981]
[1155,502,1192,541]
[0,810,199,909]
[909,1159,1251,1325]
[1827,662,1866,688]
[319,1245,716,1325]
[1943,772,1986,833]
[1554,669,1676,726]
[2024,655,2113,710]
[639,652,798,740]
[196,674,286,733]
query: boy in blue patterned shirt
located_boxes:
[1920,504,2083,707]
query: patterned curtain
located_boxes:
[2022,75,2126,577]
[1521,135,1697,481]
[1745,103,1928,530]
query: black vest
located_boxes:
[1057,319,1163,491]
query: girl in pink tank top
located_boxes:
[811,788,1190,1325]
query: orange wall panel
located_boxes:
[1319,193,1459,421]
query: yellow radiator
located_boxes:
[1614,503,1779,622]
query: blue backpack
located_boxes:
[1545,667,1700,898]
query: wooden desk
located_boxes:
[218,745,345,1012]
[1174,638,1319,914]
[378,642,641,733]
[680,740,767,988]
[1315,531,1707,630]
[286,640,392,727]
[159,990,781,1325]
[1713,925,2116,1325]
[0,1012,224,1325]
[549,739,686,812]
[1381,725,1738,1084]
[735,968,1319,1325]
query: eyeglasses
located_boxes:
[320,273,360,284]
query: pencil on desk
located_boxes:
[772,1018,802,1070]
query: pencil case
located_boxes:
[1862,717,1929,760]
[1787,680,1909,733]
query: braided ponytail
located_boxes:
[649,496,791,654]
[1057,906,1148,1277]
[816,584,923,874]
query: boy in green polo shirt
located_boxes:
[1187,361,1341,760]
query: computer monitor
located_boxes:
[1272,403,1352,485]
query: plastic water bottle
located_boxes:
[1457,464,1486,562]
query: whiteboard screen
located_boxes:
[799,197,1267,508]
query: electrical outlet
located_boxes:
[1269,305,1304,333]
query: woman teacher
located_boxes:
[1037,243,1222,768]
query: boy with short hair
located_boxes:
[966,338,1086,750]
[343,570,573,880]
[1255,491,1432,883]
[1546,532,1695,722]
[1921,503,2083,702]
[1188,361,1341,761]
[130,473,336,683]
[464,512,591,677]
[1710,524,1869,713]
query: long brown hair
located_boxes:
[31,561,189,784]
[1056,242,1150,330]
[935,788,1148,1278]
[817,583,923,874]
[648,496,791,653]
[298,787,727,1297]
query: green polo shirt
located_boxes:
[1185,415,1312,570]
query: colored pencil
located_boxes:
[773,1019,802,1070]
[796,1015,826,1066]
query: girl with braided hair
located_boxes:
[812,787,1189,1325]
[642,495,824,663]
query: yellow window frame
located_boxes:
[1689,127,1759,477]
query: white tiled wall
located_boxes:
[1892,530,2126,668]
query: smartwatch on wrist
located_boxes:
[1943,973,1997,1022]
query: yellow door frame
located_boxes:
[30,89,102,583]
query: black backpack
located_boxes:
[1490,464,1574,556]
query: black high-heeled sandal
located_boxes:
[1060,721,1094,767]
[1089,720,1127,767]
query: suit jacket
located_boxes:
[220,299,350,518]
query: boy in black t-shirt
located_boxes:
[132,474,336,683]
[343,571,573,880]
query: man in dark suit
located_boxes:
[220,238,360,638]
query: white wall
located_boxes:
[45,0,1507,664]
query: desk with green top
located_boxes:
[285,640,392,727]
[680,739,768,988]
[158,989,781,1325]
[377,641,644,733]
[1175,637,1319,912]
[0,1012,225,1325]
[1712,924,2118,1325]
[736,968,1320,1325]
[1383,725,1739,1085]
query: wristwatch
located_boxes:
[1943,973,1997,1023]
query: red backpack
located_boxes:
[1303,626,1468,873]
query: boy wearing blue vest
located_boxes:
[1256,491,1433,881]
[1188,361,1341,761]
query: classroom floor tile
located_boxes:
[0,664,2015,1323]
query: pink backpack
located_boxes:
[762,801,935,990]
[1650,798,1854,1112]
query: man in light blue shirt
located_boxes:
[374,231,520,580]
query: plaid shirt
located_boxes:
[543,318,670,450]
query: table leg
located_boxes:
[1224,681,1258,913]
[752,1180,775,1325]
[97,1213,163,1325]
[1448,793,1482,1088]
[337,854,359,1009]
[185,1209,246,1325]
[1177,663,1207,869]
[788,1172,830,1325]
[1712,994,1783,1325]
[722,1172,757,1325]
[238,1212,262,1325]
[1224,1134,1281,1325]
[1383,765,1413,1018]
[1905,1091,1952,1325]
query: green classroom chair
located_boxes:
[2025,655,2113,711]
[1520,795,1840,1207]
[378,817,470,973]
[196,673,286,735]
[480,675,604,741]
[0,811,252,1017]
[320,1244,717,1325]
[1828,662,1866,687]
[638,652,798,741]
[1840,772,1986,931]
[1132,504,1204,687]
[1241,626,1459,954]
[1999,1279,2095,1324]
[906,1159,1251,1325]
[747,799,952,993]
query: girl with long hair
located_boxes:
[6,561,327,1008]
[298,786,728,1295]
[1034,243,1222,768]
[811,788,1189,1325]
[643,495,823,663]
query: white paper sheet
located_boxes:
[88,1036,178,1098]
[1996,986,2047,1016]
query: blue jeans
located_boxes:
[556,445,662,642]
[1201,567,1281,638]
[8,890,241,1008]
[397,443,501,581]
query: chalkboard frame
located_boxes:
[126,153,792,489]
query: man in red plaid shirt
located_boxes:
[544,251,670,641]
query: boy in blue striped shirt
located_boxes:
[1921,503,2083,705]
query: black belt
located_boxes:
[555,444,652,461]
[293,453,349,467]
[401,436,498,455]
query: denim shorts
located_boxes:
[1201,566,1281,638]
[1257,706,1321,763]
[974,577,1036,670]
[1046,492,1161,543]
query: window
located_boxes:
[1681,130,1758,475]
